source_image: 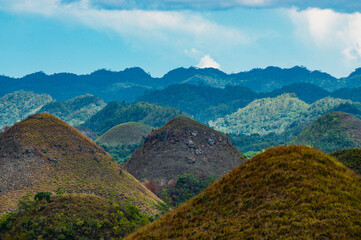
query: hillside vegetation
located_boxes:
[331,148,361,175]
[0,113,161,214]
[294,112,361,153]
[83,101,190,135]
[96,122,153,163]
[139,84,258,122]
[128,146,361,240]
[210,93,309,135]
[0,193,150,240]
[38,94,105,126]
[210,94,352,136]
[0,91,52,129]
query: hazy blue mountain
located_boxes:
[0,68,159,102]
[1,66,361,102]
[262,82,330,103]
[138,84,258,122]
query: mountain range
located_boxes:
[2,66,361,102]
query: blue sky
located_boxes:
[0,0,361,78]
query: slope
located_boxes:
[0,113,161,214]
[38,94,106,126]
[209,93,309,135]
[127,145,361,240]
[0,91,52,129]
[124,117,245,184]
[97,122,153,147]
[294,111,361,153]
[331,148,361,175]
[83,101,190,135]
[96,122,153,163]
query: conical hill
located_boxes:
[96,122,153,146]
[124,117,245,184]
[0,113,161,214]
[127,145,361,239]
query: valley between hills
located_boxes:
[1,66,361,239]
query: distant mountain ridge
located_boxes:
[2,65,361,102]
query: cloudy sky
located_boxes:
[1,0,361,78]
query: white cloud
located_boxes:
[196,55,220,69]
[0,0,247,46]
[289,8,361,62]
[61,0,361,12]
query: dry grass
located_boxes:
[0,113,161,215]
[127,145,361,239]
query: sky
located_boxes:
[1,0,361,78]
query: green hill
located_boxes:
[38,94,105,126]
[96,122,153,163]
[294,112,361,153]
[127,146,361,239]
[0,193,150,240]
[0,91,52,129]
[138,84,257,122]
[0,113,161,214]
[210,94,352,137]
[97,122,153,146]
[125,117,245,184]
[209,93,309,135]
[331,148,361,175]
[83,101,190,135]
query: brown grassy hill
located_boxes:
[127,145,361,240]
[331,148,361,175]
[124,117,245,184]
[0,113,161,214]
[0,193,150,240]
[294,111,361,153]
[96,122,153,146]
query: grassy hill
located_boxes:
[125,117,245,184]
[127,145,361,239]
[0,193,150,240]
[293,112,361,153]
[0,113,161,214]
[96,122,153,163]
[97,122,153,146]
[0,91,52,129]
[83,101,190,135]
[331,148,361,175]
[38,94,106,126]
